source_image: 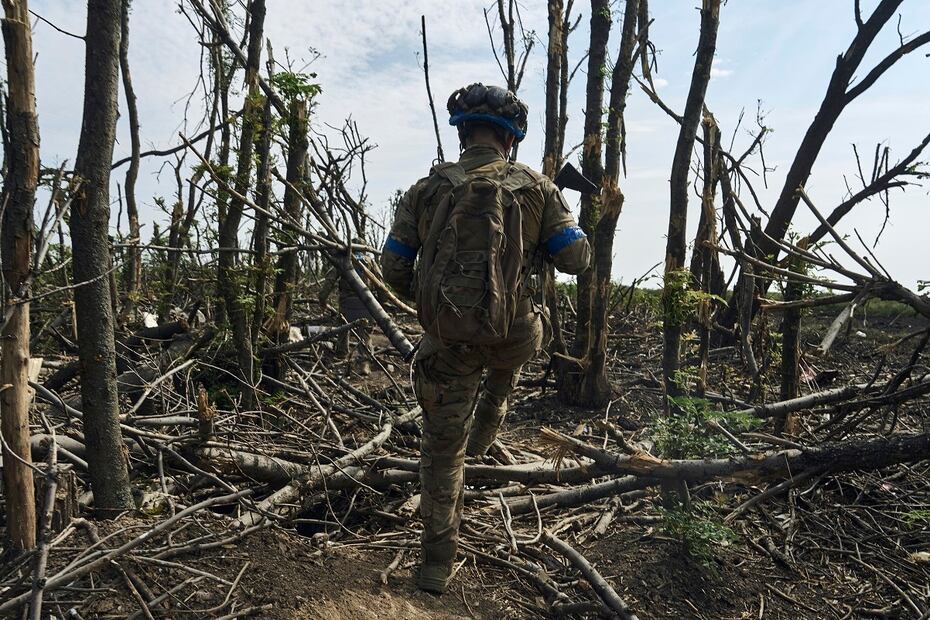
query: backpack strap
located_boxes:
[431,162,469,187]
[501,165,540,193]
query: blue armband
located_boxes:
[545,226,586,255]
[384,235,418,260]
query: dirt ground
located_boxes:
[4,304,929,619]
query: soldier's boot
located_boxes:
[465,396,507,457]
[417,547,455,594]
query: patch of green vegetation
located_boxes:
[653,393,761,459]
[661,268,725,327]
[659,501,735,569]
[270,71,322,102]
[903,509,930,527]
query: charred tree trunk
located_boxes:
[690,112,721,396]
[217,0,265,407]
[1,0,39,550]
[661,0,719,404]
[69,0,134,513]
[557,0,610,404]
[570,0,609,359]
[267,99,309,380]
[118,0,141,315]
[541,0,563,179]
[579,0,641,407]
[250,97,272,348]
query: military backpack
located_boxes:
[416,163,533,346]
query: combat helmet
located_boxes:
[447,83,528,143]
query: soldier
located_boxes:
[381,83,591,594]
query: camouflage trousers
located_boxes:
[413,312,543,568]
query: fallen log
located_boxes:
[120,319,189,351]
[31,382,172,443]
[726,376,930,421]
[732,383,864,419]
[376,456,606,486]
[195,447,306,485]
[43,321,192,392]
[330,252,415,360]
[542,428,930,483]
[505,475,656,516]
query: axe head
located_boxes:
[554,162,599,195]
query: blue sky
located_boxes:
[25,0,930,288]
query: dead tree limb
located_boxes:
[0,490,253,616]
[234,408,421,527]
[419,15,444,163]
[541,531,640,619]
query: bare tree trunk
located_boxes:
[541,0,567,377]
[250,98,272,347]
[721,0,927,332]
[217,0,265,408]
[557,0,610,404]
[497,0,516,91]
[166,23,227,317]
[69,0,134,513]
[690,112,720,396]
[267,99,309,379]
[758,0,906,260]
[570,0,609,359]
[208,8,234,326]
[556,0,573,162]
[541,0,563,179]
[580,0,641,407]
[661,0,720,404]
[1,0,39,550]
[118,0,141,315]
[779,257,803,433]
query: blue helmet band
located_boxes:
[449,112,526,142]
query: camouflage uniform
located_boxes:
[381,144,591,583]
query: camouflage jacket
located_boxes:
[381,145,591,304]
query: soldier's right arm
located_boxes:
[380,182,423,301]
[539,184,592,275]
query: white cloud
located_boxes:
[21,0,930,288]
